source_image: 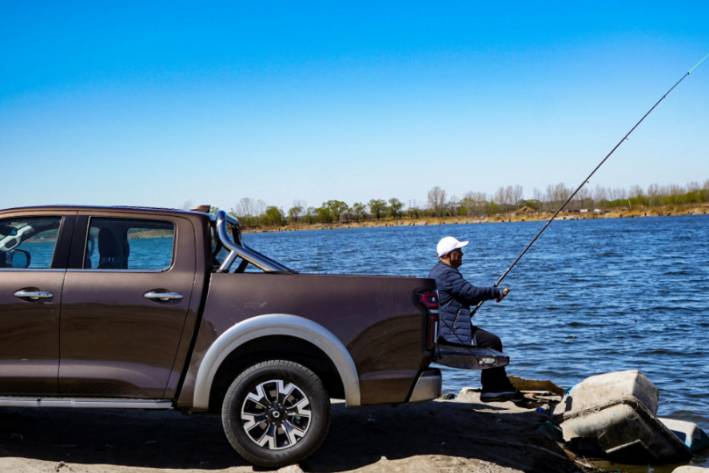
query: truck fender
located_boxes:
[192,313,361,409]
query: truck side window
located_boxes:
[0,217,62,269]
[84,218,175,271]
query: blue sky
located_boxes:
[1,1,707,211]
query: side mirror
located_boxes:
[9,249,31,269]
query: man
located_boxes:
[429,236,522,403]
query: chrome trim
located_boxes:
[218,249,238,273]
[215,210,292,273]
[0,398,172,409]
[408,370,442,403]
[193,314,361,409]
[66,268,169,274]
[143,291,184,302]
[13,289,54,301]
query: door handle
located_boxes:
[14,289,54,302]
[143,290,184,302]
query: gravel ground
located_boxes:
[0,390,592,473]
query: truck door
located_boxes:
[59,214,196,399]
[0,215,69,395]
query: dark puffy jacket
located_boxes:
[428,262,501,345]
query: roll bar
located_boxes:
[214,210,294,274]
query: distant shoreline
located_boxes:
[242,203,708,233]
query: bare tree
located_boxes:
[687,181,701,191]
[669,184,684,196]
[254,199,266,216]
[493,185,524,206]
[447,195,459,215]
[593,185,608,203]
[608,187,627,201]
[511,185,524,205]
[493,187,508,205]
[576,187,592,210]
[459,191,487,216]
[544,183,571,209]
[427,186,447,215]
[234,197,255,217]
[629,185,644,198]
[647,184,662,205]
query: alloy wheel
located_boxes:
[240,379,312,450]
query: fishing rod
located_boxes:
[470,53,709,317]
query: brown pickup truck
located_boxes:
[0,205,507,467]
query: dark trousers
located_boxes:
[472,326,515,392]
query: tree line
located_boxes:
[228,180,709,228]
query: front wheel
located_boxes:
[221,360,331,468]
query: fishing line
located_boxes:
[469,53,709,318]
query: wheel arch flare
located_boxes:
[192,313,361,409]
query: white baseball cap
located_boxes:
[436,236,469,257]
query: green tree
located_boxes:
[304,207,317,224]
[368,199,387,219]
[323,200,349,223]
[387,198,403,219]
[262,206,285,226]
[287,205,303,223]
[316,206,333,223]
[350,202,368,221]
[406,205,422,219]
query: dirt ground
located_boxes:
[0,390,593,473]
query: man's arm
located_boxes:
[446,269,501,305]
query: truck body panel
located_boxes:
[178,272,435,408]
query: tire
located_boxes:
[221,359,331,468]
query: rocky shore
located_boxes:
[0,389,597,473]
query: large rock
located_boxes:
[553,369,658,419]
[553,370,691,463]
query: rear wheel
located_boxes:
[221,359,331,468]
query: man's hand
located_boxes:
[496,286,511,302]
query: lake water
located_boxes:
[244,216,709,438]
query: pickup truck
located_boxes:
[0,205,507,467]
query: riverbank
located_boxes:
[242,204,708,233]
[0,389,596,473]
